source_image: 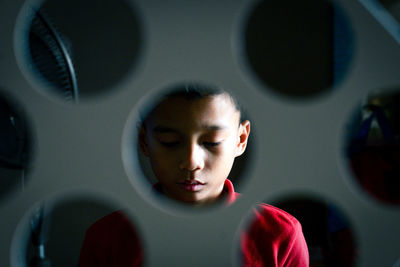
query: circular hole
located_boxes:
[0,91,34,202]
[240,0,353,99]
[235,193,358,266]
[122,82,254,214]
[12,194,144,266]
[273,194,358,267]
[343,89,400,205]
[15,0,143,103]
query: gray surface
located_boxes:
[0,0,399,266]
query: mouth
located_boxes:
[177,180,206,192]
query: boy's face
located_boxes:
[139,94,250,205]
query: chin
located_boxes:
[177,194,206,205]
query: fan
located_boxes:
[25,8,80,266]
[0,93,30,201]
[28,9,79,102]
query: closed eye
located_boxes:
[203,142,221,147]
[160,141,180,147]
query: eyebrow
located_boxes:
[202,124,228,131]
[152,126,179,133]
[152,124,228,133]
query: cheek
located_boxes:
[206,145,236,174]
[147,146,176,176]
[149,157,175,185]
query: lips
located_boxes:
[177,180,205,192]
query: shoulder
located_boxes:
[246,203,303,245]
[253,203,301,231]
[242,203,309,266]
[79,211,144,266]
[84,210,135,244]
[87,210,126,230]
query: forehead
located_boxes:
[145,94,240,130]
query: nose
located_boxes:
[179,143,204,171]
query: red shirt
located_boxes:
[79,180,309,266]
[78,210,143,267]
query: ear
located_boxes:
[139,126,150,157]
[235,120,250,157]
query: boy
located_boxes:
[78,84,309,266]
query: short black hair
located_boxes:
[140,83,244,124]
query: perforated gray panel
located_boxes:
[0,0,399,266]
